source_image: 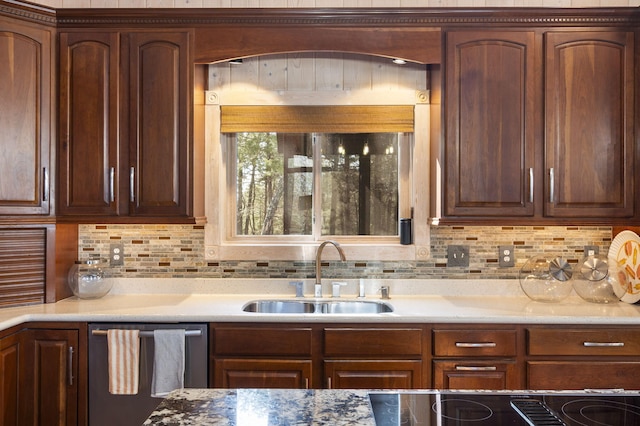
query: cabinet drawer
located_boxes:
[433,329,516,357]
[528,361,640,390]
[214,327,312,356]
[213,359,312,389]
[324,328,423,357]
[325,360,422,389]
[433,360,519,390]
[528,328,640,356]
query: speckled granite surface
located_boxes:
[143,388,376,425]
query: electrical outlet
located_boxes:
[584,245,600,257]
[498,245,515,267]
[110,243,124,266]
[447,245,469,267]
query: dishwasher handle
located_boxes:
[91,329,203,337]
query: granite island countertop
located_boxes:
[142,388,376,426]
[1,278,640,332]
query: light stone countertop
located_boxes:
[1,278,639,332]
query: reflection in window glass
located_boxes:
[319,134,398,236]
[234,132,398,237]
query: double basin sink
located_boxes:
[242,299,393,314]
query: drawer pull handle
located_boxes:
[456,342,497,348]
[583,342,624,347]
[455,366,497,371]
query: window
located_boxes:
[232,132,403,238]
[205,102,430,261]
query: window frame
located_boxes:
[204,90,431,261]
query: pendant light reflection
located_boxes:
[338,142,345,155]
[385,144,394,155]
[362,142,370,156]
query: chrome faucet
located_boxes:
[315,240,346,298]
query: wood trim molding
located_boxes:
[0,1,55,25]
[54,7,640,27]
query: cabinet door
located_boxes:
[127,31,191,217]
[0,20,51,215]
[528,361,640,390]
[58,32,121,216]
[0,332,21,425]
[214,359,312,389]
[444,31,536,217]
[433,360,519,390]
[545,31,634,218]
[325,360,422,389]
[21,329,78,426]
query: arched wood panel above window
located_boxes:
[194,26,442,65]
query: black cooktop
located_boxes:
[369,391,640,426]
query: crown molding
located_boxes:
[54,7,640,28]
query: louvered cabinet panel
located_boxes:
[0,229,46,307]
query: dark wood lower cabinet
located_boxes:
[22,327,80,426]
[433,360,519,390]
[214,359,312,389]
[0,330,21,425]
[325,360,422,389]
[527,361,640,390]
[0,324,85,426]
[210,323,428,390]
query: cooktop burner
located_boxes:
[369,391,640,426]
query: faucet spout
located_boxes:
[314,240,346,297]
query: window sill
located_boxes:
[205,242,429,261]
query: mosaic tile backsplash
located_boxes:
[79,225,612,280]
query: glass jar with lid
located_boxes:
[67,259,112,299]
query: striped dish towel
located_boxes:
[107,329,140,395]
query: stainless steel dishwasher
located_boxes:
[88,323,208,426]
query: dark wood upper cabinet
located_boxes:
[444,28,637,222]
[0,19,53,216]
[126,31,191,217]
[445,31,536,218]
[58,32,120,216]
[58,30,193,220]
[544,31,635,218]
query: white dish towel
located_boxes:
[151,329,186,398]
[107,329,140,395]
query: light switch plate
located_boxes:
[110,243,124,266]
[498,245,515,267]
[447,245,469,267]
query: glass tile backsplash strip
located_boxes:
[78,225,611,280]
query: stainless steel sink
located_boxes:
[242,299,393,314]
[242,300,315,314]
[318,300,393,314]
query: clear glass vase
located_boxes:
[67,259,111,299]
